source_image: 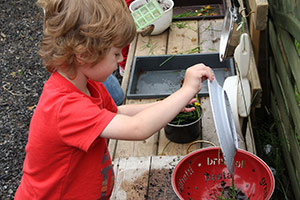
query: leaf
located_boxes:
[28,105,36,110]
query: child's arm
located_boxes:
[101,64,214,140]
[117,102,159,116]
[117,98,197,116]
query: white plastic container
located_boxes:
[129,0,174,35]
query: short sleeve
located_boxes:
[57,94,116,152]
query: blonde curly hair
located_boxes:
[37,0,136,78]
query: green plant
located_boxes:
[159,45,203,67]
[169,96,201,125]
[253,108,293,199]
[216,182,245,200]
[172,5,217,19]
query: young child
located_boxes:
[15,0,214,199]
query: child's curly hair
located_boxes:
[37,0,136,78]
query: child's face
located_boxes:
[78,47,123,82]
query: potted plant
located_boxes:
[164,96,202,143]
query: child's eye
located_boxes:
[115,54,121,57]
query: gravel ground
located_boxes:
[0,1,122,199]
[1,0,45,199]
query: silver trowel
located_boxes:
[208,79,238,175]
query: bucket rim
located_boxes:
[171,147,275,200]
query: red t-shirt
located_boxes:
[15,72,117,200]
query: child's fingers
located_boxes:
[182,106,195,113]
[187,98,197,105]
[198,65,214,82]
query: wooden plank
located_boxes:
[199,97,219,148]
[158,128,201,156]
[271,94,300,199]
[167,20,199,54]
[270,5,300,46]
[199,19,223,53]
[147,156,183,199]
[113,99,159,159]
[244,119,256,153]
[270,60,300,181]
[248,0,268,30]
[269,20,300,138]
[279,28,300,96]
[135,32,168,56]
[121,35,138,96]
[249,19,261,65]
[111,156,151,200]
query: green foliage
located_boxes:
[173,5,217,19]
[159,46,202,67]
[254,108,293,199]
[295,85,300,107]
[169,102,201,125]
[169,95,201,125]
[295,39,300,57]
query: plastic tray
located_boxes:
[172,0,227,20]
[127,53,235,99]
[131,0,164,31]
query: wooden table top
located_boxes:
[108,18,259,160]
[109,1,261,198]
[111,155,183,199]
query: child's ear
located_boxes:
[75,53,86,65]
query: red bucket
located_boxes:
[172,147,275,199]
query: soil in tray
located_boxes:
[173,4,224,20]
[172,0,226,20]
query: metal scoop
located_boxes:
[219,0,242,62]
[208,79,238,175]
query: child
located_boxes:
[15,0,215,199]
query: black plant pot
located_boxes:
[164,112,203,144]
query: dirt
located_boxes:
[120,168,179,200]
[120,172,149,200]
[147,168,179,199]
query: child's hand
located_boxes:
[181,98,197,112]
[181,64,215,94]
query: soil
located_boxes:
[147,168,179,199]
[0,1,122,199]
[217,186,248,200]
